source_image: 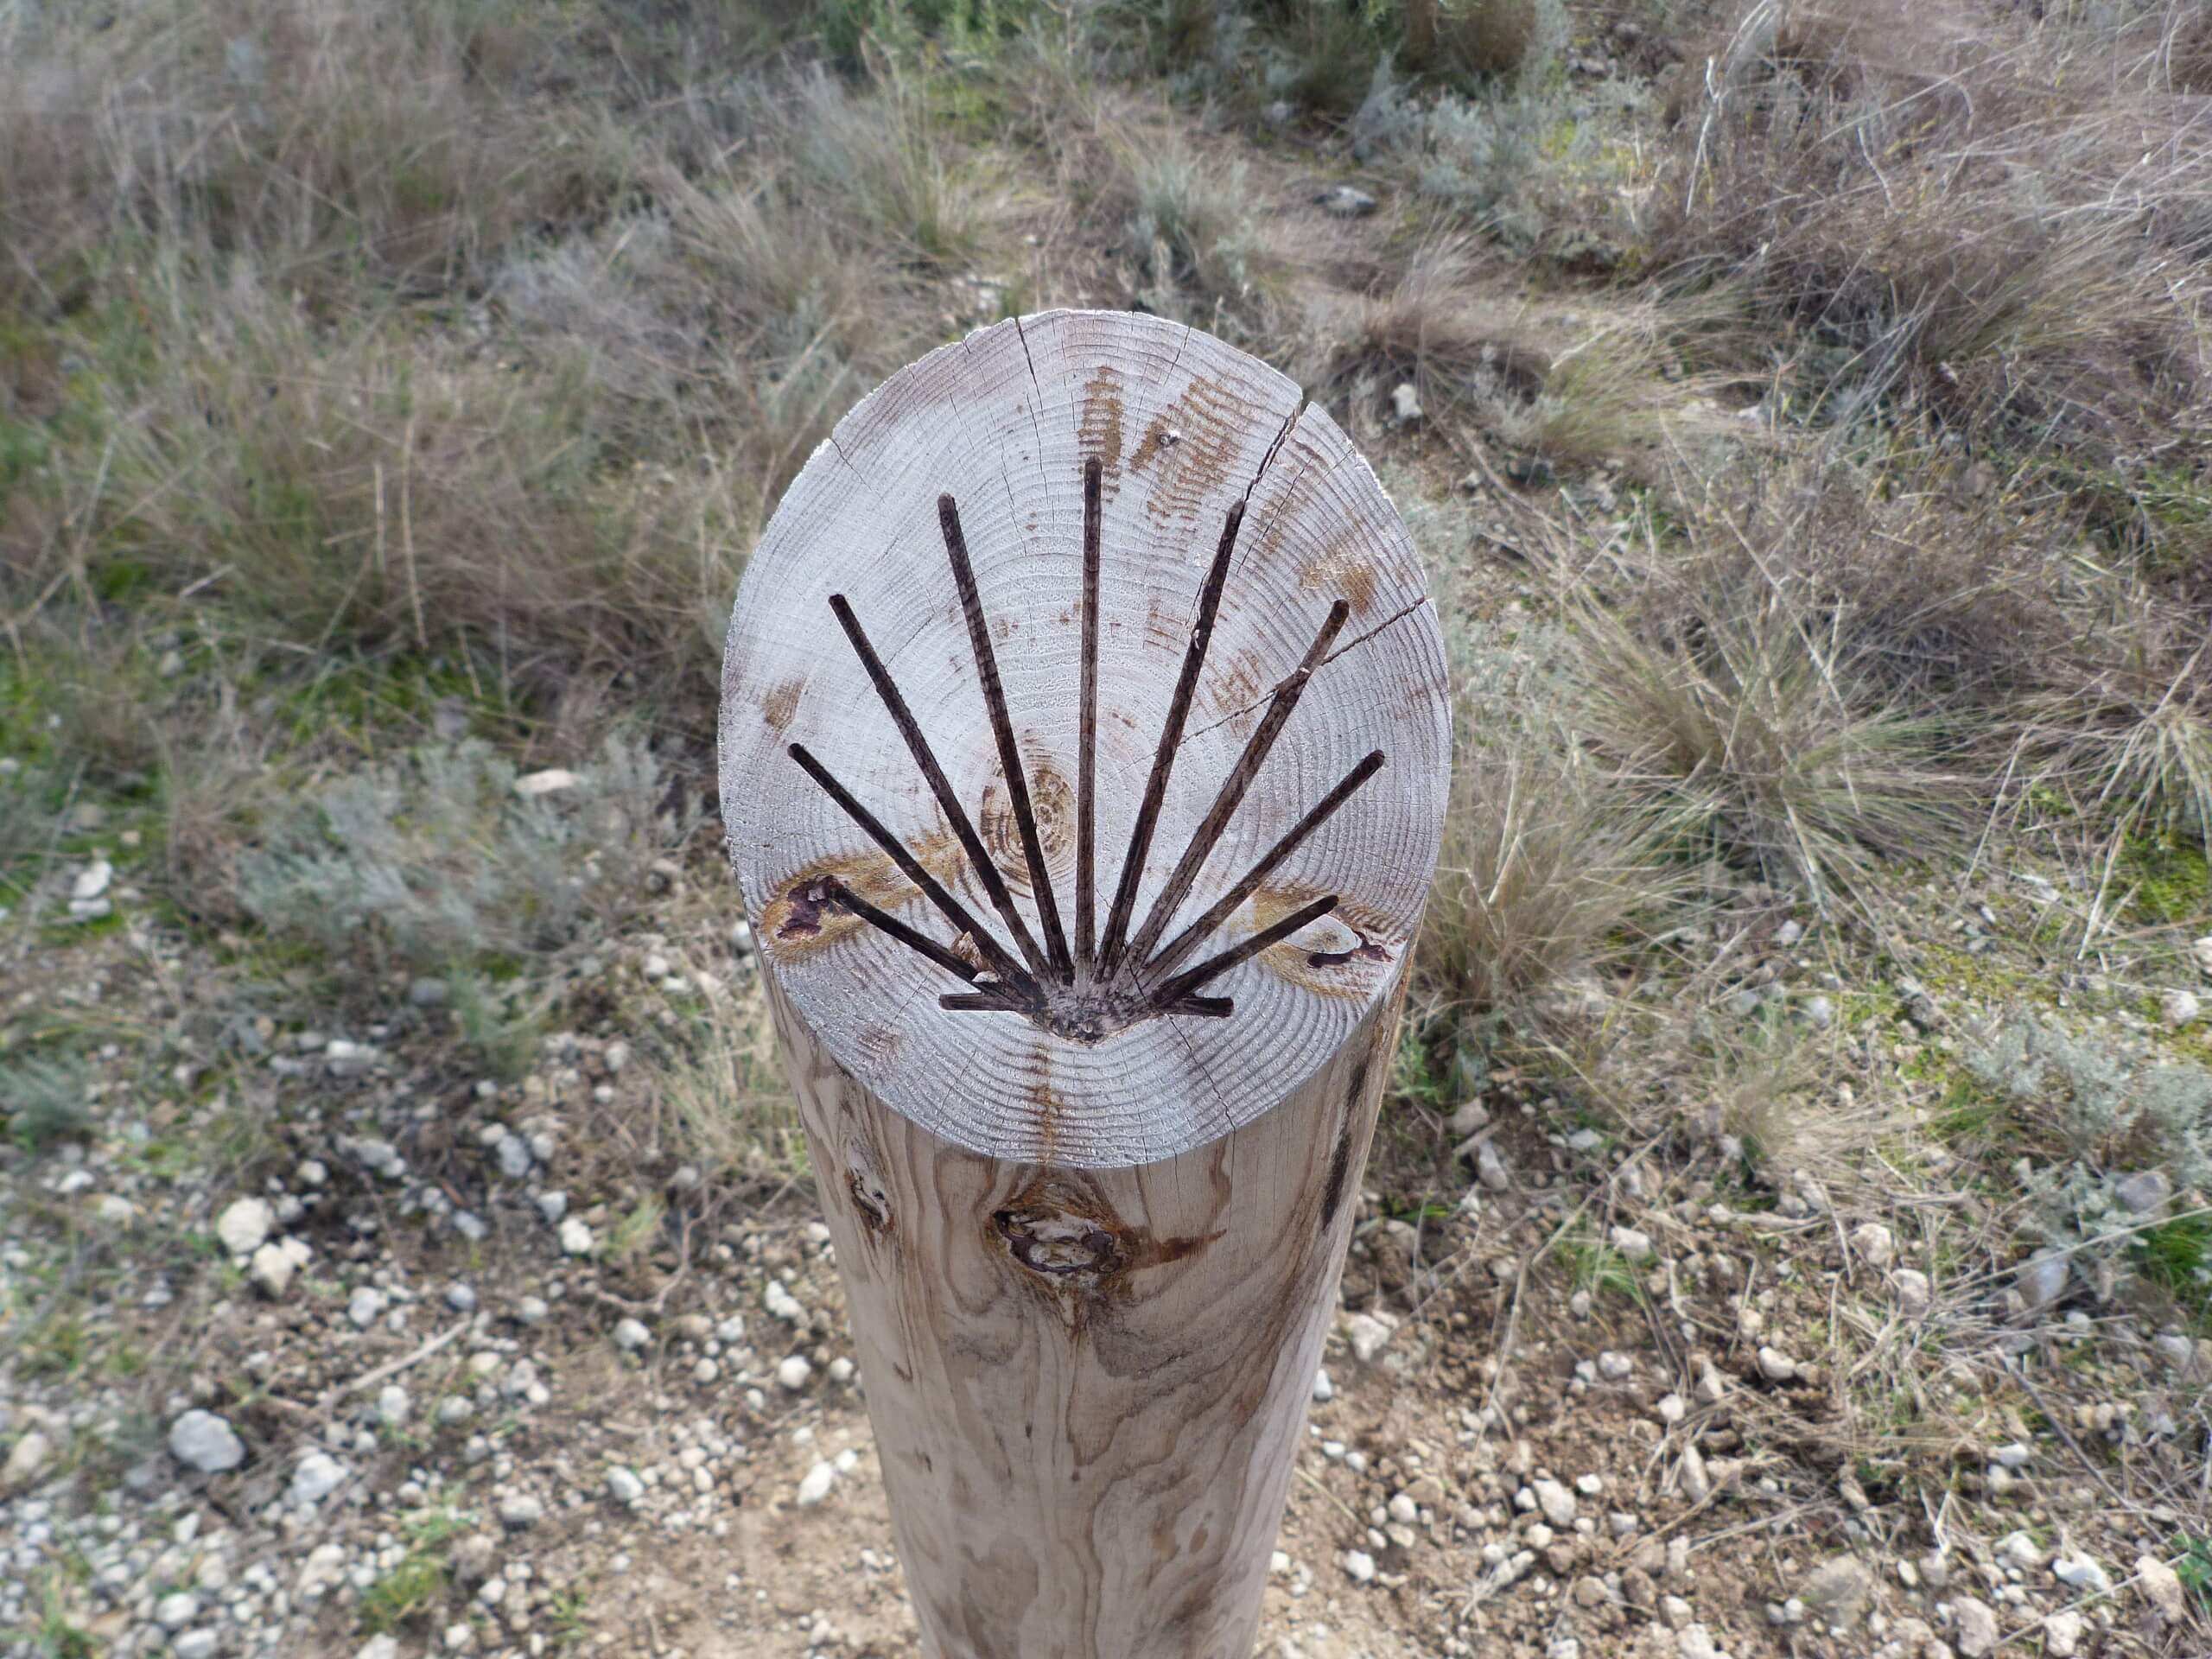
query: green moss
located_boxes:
[2123,834,2209,926]
[358,1553,448,1636]
[2133,1215,2212,1330]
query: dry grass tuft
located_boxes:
[1421,721,1688,1018]
[1399,0,1565,80]
[1573,566,1966,909]
[1116,137,1284,323]
[0,0,623,309]
[1647,0,2211,474]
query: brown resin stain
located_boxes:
[1077,365,1125,478]
[758,833,963,960]
[760,677,804,734]
[1298,542,1379,616]
[1250,886,1397,1000]
[1144,596,1182,655]
[1212,647,1264,715]
[1125,377,1250,525]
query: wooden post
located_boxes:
[718,311,1451,1659]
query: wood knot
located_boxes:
[994,1178,1126,1287]
[849,1168,893,1235]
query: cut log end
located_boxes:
[720,309,1451,1167]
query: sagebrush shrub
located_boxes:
[239,733,695,974]
[1968,1011,2212,1191]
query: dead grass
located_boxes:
[1116,135,1286,325]
[1646,0,2211,475]
[0,0,626,310]
[1573,563,1967,910]
[1420,719,1688,1018]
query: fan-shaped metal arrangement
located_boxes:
[788,457,1387,1044]
[719,308,1448,1170]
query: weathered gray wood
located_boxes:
[766,963,1402,1659]
[719,310,1451,1169]
[718,309,1451,1659]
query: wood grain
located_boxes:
[766,957,1405,1659]
[718,310,1451,1169]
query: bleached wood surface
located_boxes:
[720,312,1451,1659]
[718,309,1451,1169]
[765,958,1405,1659]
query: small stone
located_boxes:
[1757,1346,1797,1382]
[2045,1609,2084,1656]
[1656,1394,1686,1425]
[1390,383,1423,425]
[169,1410,245,1474]
[2160,987,2201,1029]
[1893,1268,1932,1314]
[1678,1444,1710,1503]
[408,976,449,1007]
[1609,1226,1652,1262]
[155,1592,200,1630]
[1344,1310,1397,1364]
[173,1634,219,1659]
[1952,1594,1998,1657]
[2052,1554,2109,1593]
[1998,1530,2044,1569]
[828,1356,855,1384]
[1598,1351,1634,1381]
[497,1492,544,1529]
[1802,995,1834,1029]
[1476,1141,1511,1192]
[558,1217,594,1256]
[72,858,113,902]
[290,1451,348,1506]
[2136,1554,2186,1624]
[249,1237,310,1298]
[216,1197,274,1256]
[1531,1478,1577,1527]
[2018,1250,2069,1309]
[777,1354,814,1391]
[1693,1357,1726,1405]
[1312,1368,1333,1402]
[377,1385,411,1427]
[613,1318,652,1352]
[1799,1555,1872,1631]
[446,1282,478,1313]
[493,1135,532,1179]
[2116,1169,2171,1215]
[607,1467,645,1504]
[1851,1223,1895,1269]
[514,768,580,798]
[797,1460,837,1509]
[1449,1100,1491,1135]
[347,1287,388,1329]
[1677,1626,1719,1659]
[3,1429,54,1491]
[517,1295,550,1325]
[1343,1549,1376,1584]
